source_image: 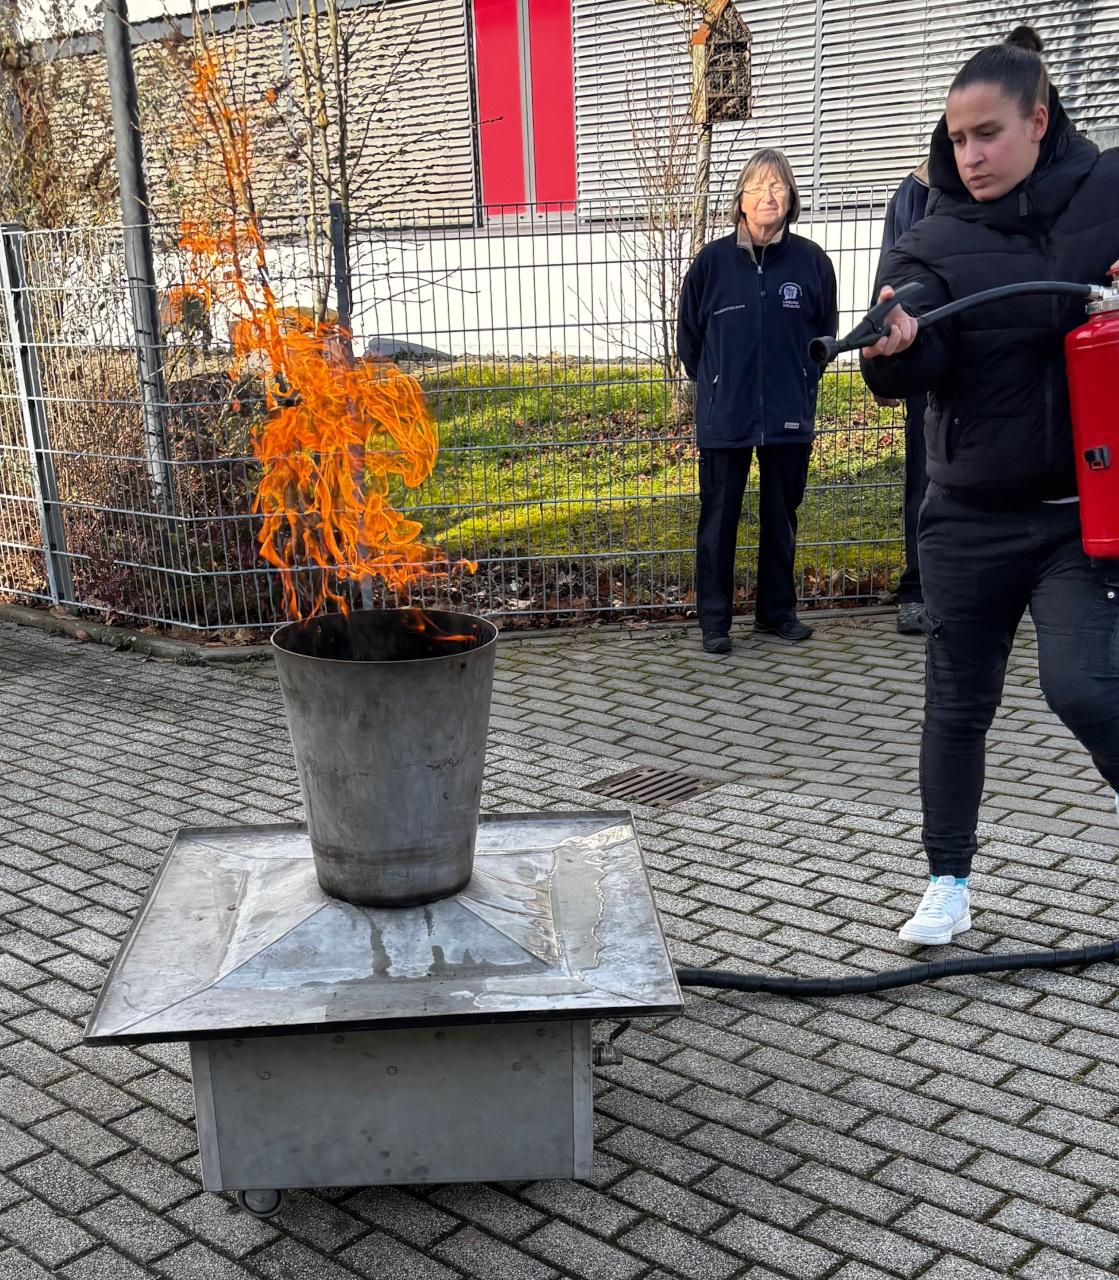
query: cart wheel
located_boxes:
[236,1188,287,1219]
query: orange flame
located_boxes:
[174,46,467,620]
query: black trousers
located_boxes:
[919,484,1119,878]
[897,395,929,605]
[696,445,810,634]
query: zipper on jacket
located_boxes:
[757,244,766,444]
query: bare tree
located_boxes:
[272,0,450,323]
[602,2,707,394]
[614,0,790,393]
[626,72,694,386]
[153,2,265,269]
[117,0,455,327]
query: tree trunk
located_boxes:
[690,122,712,260]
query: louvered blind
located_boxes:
[1041,2,1119,139]
[571,0,693,206]
[571,0,1119,212]
[819,0,944,192]
[818,1,1119,194]
[571,0,821,209]
[188,0,478,222]
[347,0,478,219]
[714,0,818,199]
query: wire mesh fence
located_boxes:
[0,195,905,633]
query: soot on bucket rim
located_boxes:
[271,606,498,666]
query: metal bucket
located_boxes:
[271,608,498,907]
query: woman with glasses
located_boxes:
[678,149,838,655]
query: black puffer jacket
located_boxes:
[862,88,1119,503]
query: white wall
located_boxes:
[343,210,887,360]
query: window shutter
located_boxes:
[571,1,821,214]
[1040,3,1119,140]
[817,1,1119,197]
[571,0,693,208]
[710,0,818,203]
[345,0,478,220]
[570,0,1119,213]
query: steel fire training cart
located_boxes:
[84,811,683,1216]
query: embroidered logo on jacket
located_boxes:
[712,303,746,316]
[779,282,802,309]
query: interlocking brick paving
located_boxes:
[1,613,1118,1279]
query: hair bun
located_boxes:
[1005,24,1044,53]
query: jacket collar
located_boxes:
[925,85,1098,231]
[735,220,788,264]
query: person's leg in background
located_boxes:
[753,442,812,641]
[901,486,1032,944]
[897,394,929,634]
[1029,509,1119,809]
[695,448,753,653]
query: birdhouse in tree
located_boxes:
[691,0,752,125]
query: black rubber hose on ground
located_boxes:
[676,938,1119,998]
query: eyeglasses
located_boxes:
[743,183,791,198]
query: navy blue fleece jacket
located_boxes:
[677,229,838,449]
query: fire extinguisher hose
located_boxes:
[810,279,1103,365]
[917,280,1100,328]
[676,938,1119,999]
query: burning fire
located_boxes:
[174,46,466,619]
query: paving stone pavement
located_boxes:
[1,612,1119,1280]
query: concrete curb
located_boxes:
[483,604,899,647]
[0,600,900,665]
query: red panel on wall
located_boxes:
[528,0,577,209]
[474,0,526,210]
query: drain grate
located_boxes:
[589,766,722,809]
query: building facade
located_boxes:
[49,0,1119,225]
[30,0,1119,358]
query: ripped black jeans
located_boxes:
[919,483,1119,878]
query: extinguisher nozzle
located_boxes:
[809,336,841,365]
[811,282,925,366]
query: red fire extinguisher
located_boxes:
[1066,274,1119,560]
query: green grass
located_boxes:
[402,358,906,598]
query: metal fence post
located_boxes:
[0,224,74,604]
[103,0,174,514]
[329,200,353,348]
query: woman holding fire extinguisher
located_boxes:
[861,26,1119,946]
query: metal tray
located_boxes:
[85,811,683,1044]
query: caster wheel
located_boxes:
[236,1188,287,1218]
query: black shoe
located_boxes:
[702,630,732,654]
[897,602,926,635]
[754,618,813,643]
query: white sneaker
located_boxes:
[898,875,972,945]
